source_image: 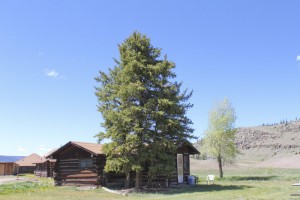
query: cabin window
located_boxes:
[79,159,93,169]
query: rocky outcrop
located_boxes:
[235,121,300,161]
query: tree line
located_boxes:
[262,117,300,126]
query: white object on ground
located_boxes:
[206,175,215,184]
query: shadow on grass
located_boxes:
[166,184,252,195]
[225,176,278,181]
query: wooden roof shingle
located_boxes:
[46,141,104,158]
[71,141,104,155]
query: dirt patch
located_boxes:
[0,175,31,185]
[190,158,252,171]
[0,176,19,185]
[255,155,300,169]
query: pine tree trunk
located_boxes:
[125,171,130,188]
[135,171,142,191]
[217,155,223,178]
[147,173,153,188]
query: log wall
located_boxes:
[19,166,35,174]
[0,163,19,175]
[35,161,55,177]
[52,145,106,186]
[54,157,104,186]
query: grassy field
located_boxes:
[1,168,300,200]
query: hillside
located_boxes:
[194,120,300,169]
[235,121,300,162]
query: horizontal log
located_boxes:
[59,169,81,172]
[59,159,79,162]
[63,178,97,182]
[59,168,96,171]
[61,182,98,186]
[58,174,97,178]
[59,162,79,165]
[58,170,97,175]
[59,164,98,168]
[59,165,79,167]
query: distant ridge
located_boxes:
[0,155,25,162]
[235,120,300,161]
[194,121,300,168]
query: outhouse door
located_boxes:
[177,154,183,183]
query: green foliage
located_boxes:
[202,98,238,178]
[95,32,195,187]
[0,180,53,195]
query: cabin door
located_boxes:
[177,154,184,183]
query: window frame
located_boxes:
[79,158,93,169]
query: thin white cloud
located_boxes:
[44,69,59,78]
[297,55,300,62]
[17,147,27,152]
[44,69,66,79]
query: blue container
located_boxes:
[188,176,195,185]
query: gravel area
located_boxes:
[0,176,23,185]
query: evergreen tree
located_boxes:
[95,32,195,189]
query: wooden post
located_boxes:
[135,171,142,191]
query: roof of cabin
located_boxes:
[71,141,104,154]
[33,158,56,164]
[15,153,43,167]
[177,140,200,154]
[44,148,58,158]
[46,141,104,158]
[31,149,58,164]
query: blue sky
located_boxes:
[1,0,299,156]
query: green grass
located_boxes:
[0,177,53,195]
[1,169,300,200]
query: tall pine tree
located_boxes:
[95,32,195,189]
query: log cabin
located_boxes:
[15,153,43,174]
[46,141,199,187]
[46,141,105,186]
[34,158,56,178]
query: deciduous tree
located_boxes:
[202,98,237,178]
